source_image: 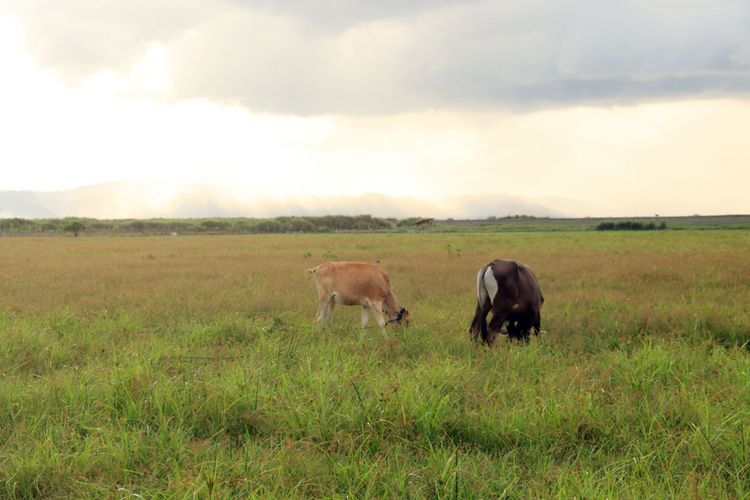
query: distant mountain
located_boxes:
[0,191,56,218]
[0,183,154,219]
[0,182,582,219]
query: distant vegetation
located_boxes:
[1,214,749,236]
[595,221,667,231]
[0,215,396,236]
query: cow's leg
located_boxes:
[372,302,388,338]
[314,279,329,325]
[533,312,542,336]
[469,300,492,342]
[321,293,336,325]
[506,320,521,342]
[327,299,336,324]
[316,296,329,324]
[315,287,325,323]
[516,318,533,344]
[486,311,507,346]
[361,306,370,328]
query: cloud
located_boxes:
[235,0,469,30]
[3,0,750,114]
[0,0,223,79]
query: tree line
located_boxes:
[1,216,679,236]
[0,215,419,236]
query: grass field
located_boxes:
[1,231,749,497]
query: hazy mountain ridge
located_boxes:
[0,183,577,219]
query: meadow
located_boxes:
[1,231,749,498]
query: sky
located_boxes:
[0,0,749,218]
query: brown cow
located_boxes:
[469,259,544,345]
[308,261,409,333]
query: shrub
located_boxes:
[63,221,86,237]
[596,221,668,231]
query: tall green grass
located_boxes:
[0,231,749,497]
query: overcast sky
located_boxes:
[1,0,749,217]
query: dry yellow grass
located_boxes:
[1,232,748,342]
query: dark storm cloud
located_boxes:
[3,0,750,114]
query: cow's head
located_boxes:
[389,307,410,327]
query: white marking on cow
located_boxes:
[483,266,499,305]
[476,267,489,307]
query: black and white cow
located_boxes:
[469,259,544,345]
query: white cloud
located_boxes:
[0,0,226,79]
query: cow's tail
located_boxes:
[476,263,491,309]
[470,262,492,342]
